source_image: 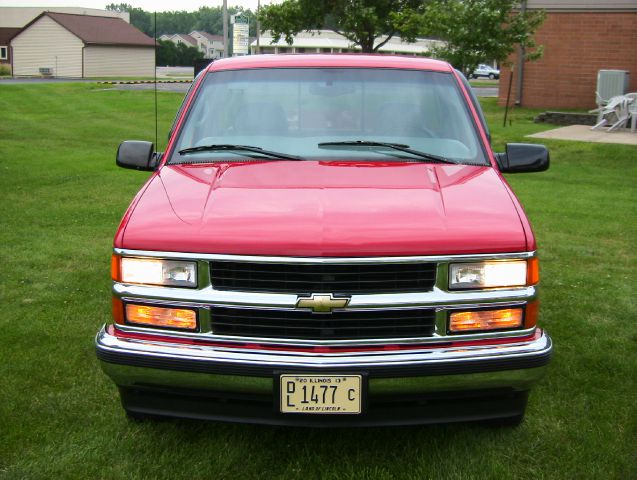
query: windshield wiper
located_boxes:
[318,140,456,164]
[178,144,302,161]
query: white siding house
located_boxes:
[11,15,83,77]
[84,46,155,78]
[190,31,225,59]
[10,12,155,78]
[253,30,442,56]
[160,32,225,60]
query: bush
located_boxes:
[0,64,11,76]
[156,39,203,67]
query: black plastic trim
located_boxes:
[119,385,529,427]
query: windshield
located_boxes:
[170,68,488,165]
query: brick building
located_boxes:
[498,0,637,109]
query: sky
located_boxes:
[0,0,281,12]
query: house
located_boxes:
[252,30,442,56]
[160,32,225,59]
[0,28,20,68]
[170,33,198,48]
[190,31,224,60]
[499,0,637,109]
[0,6,129,28]
[10,12,155,78]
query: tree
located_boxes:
[156,40,204,66]
[413,0,545,76]
[106,3,152,35]
[106,5,257,38]
[258,0,429,53]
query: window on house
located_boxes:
[0,47,7,60]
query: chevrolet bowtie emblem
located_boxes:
[296,294,350,313]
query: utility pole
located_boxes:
[223,0,228,58]
[256,0,261,54]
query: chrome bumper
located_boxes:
[96,325,552,395]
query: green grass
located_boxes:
[0,85,635,479]
[469,79,499,88]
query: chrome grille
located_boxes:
[209,261,437,294]
[210,306,436,340]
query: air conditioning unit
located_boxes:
[39,67,53,76]
[597,70,630,103]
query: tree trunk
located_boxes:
[359,33,375,53]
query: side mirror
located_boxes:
[495,143,550,173]
[116,141,159,171]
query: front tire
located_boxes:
[478,391,528,427]
[488,73,495,80]
[120,387,166,422]
[482,412,525,427]
[125,409,160,422]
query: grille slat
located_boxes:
[210,261,437,294]
[211,306,436,340]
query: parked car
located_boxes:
[97,54,551,427]
[471,64,500,80]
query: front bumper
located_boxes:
[96,325,552,426]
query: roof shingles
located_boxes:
[0,27,21,44]
[46,12,155,47]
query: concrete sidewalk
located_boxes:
[528,125,637,146]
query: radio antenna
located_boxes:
[154,10,158,150]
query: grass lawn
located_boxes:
[0,83,635,479]
[469,79,499,88]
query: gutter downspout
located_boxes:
[515,0,527,105]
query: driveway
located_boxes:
[110,82,191,92]
[473,87,498,97]
[0,77,97,84]
[2,75,499,97]
[110,84,499,96]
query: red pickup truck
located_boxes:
[96,54,552,426]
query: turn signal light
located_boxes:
[449,307,523,333]
[524,300,539,329]
[125,304,197,330]
[527,257,540,285]
[111,254,121,281]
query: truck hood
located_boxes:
[119,161,528,256]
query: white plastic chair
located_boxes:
[625,93,637,133]
[591,95,633,132]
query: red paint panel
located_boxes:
[120,161,527,256]
[206,54,452,74]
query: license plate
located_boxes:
[279,374,362,414]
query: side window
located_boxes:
[0,47,7,60]
[455,69,490,143]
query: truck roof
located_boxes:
[207,54,453,73]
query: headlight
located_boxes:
[449,259,536,290]
[117,257,197,287]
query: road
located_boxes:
[111,83,498,96]
[1,72,498,97]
